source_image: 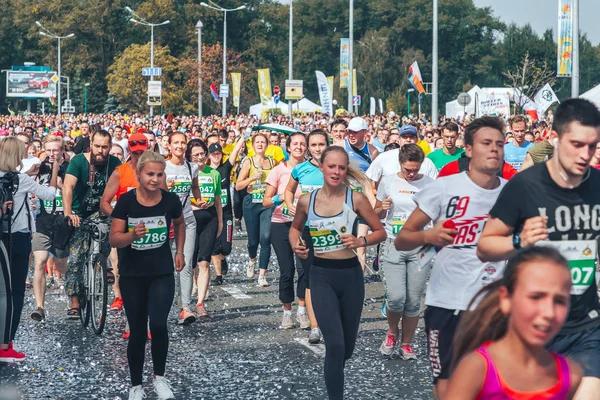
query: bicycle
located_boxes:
[77,214,111,335]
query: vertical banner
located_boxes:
[257,69,272,105]
[378,99,384,114]
[369,97,376,116]
[557,0,574,76]
[327,76,334,93]
[340,38,350,88]
[231,73,241,109]
[352,69,357,97]
[316,71,333,116]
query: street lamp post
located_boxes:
[432,0,439,126]
[289,0,293,118]
[407,88,415,117]
[200,2,246,118]
[347,0,354,114]
[196,20,203,117]
[84,83,90,113]
[36,21,74,115]
[126,7,170,117]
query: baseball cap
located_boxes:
[399,125,418,137]
[208,143,223,154]
[128,133,148,152]
[347,117,368,132]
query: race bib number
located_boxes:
[301,184,321,194]
[128,216,169,251]
[309,219,346,254]
[43,195,63,212]
[221,189,228,207]
[170,176,192,195]
[539,240,597,295]
[252,184,266,203]
[198,175,215,203]
[281,199,297,221]
[391,213,406,235]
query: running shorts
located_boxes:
[424,305,463,383]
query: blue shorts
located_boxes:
[547,323,600,378]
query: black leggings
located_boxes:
[213,210,233,256]
[310,257,364,400]
[193,208,219,263]
[233,188,247,221]
[2,232,31,341]
[0,241,11,344]
[120,274,175,386]
[271,222,307,304]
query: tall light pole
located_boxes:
[196,20,203,117]
[432,0,439,126]
[36,21,74,115]
[572,0,580,97]
[126,7,170,117]
[288,0,293,118]
[201,2,246,117]
[84,82,90,113]
[347,0,354,114]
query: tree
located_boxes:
[503,52,556,112]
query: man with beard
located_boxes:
[62,130,121,319]
[503,115,533,170]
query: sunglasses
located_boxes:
[129,140,147,146]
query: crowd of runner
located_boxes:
[0,101,599,400]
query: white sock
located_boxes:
[297,306,307,315]
[283,309,292,316]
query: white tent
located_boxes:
[292,98,323,113]
[248,100,289,116]
[581,85,600,109]
[445,85,487,118]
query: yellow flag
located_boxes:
[257,69,272,106]
[327,76,334,93]
[352,69,357,97]
[231,73,241,108]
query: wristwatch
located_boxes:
[512,232,521,250]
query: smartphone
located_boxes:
[298,237,306,247]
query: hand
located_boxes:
[131,222,146,240]
[381,198,393,211]
[166,180,175,190]
[2,201,13,216]
[292,239,309,259]
[287,203,297,217]
[424,219,459,248]
[252,170,262,181]
[340,234,364,249]
[520,216,549,247]
[66,214,81,228]
[175,253,185,272]
[197,200,209,209]
[26,163,40,176]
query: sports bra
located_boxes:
[476,343,571,400]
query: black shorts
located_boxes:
[193,208,219,263]
[547,323,600,378]
[213,211,233,256]
[424,306,463,383]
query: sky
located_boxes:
[473,0,599,45]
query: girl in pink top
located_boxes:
[445,246,582,399]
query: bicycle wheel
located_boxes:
[80,251,91,328]
[91,254,108,335]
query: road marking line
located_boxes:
[294,337,325,358]
[221,286,252,299]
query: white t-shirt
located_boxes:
[376,173,433,240]
[415,172,506,311]
[165,160,198,220]
[366,148,438,183]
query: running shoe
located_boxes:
[31,307,45,322]
[196,303,209,318]
[399,344,417,360]
[45,275,54,288]
[221,258,229,275]
[235,220,242,232]
[308,328,321,344]
[297,313,311,330]
[110,297,123,311]
[178,307,196,325]
[258,274,269,287]
[128,385,146,400]
[281,313,294,329]
[122,329,130,340]
[213,275,223,285]
[0,343,25,363]
[247,260,257,279]
[379,330,398,356]
[153,375,175,400]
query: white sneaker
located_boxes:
[308,327,321,344]
[129,385,146,400]
[281,312,294,329]
[258,274,269,287]
[247,260,257,279]
[153,375,174,400]
[297,313,311,330]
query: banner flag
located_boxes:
[352,69,357,97]
[369,97,376,116]
[340,39,350,88]
[408,61,426,94]
[210,83,219,101]
[558,0,574,76]
[378,99,384,114]
[316,71,333,116]
[534,83,560,113]
[257,69,272,105]
[231,73,241,108]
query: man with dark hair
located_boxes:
[330,119,348,146]
[73,122,91,154]
[396,116,507,400]
[504,115,533,170]
[478,98,600,399]
[427,121,465,171]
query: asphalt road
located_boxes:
[0,236,433,400]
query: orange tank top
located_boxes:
[116,161,139,200]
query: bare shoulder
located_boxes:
[445,351,486,400]
[566,357,583,399]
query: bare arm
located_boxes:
[62,173,80,226]
[290,194,310,259]
[444,352,486,400]
[191,177,201,203]
[100,169,120,216]
[519,152,534,171]
[109,218,138,248]
[235,159,255,191]
[284,177,299,216]
[263,183,277,208]
[228,135,246,166]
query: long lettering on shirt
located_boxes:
[443,195,490,249]
[538,204,600,240]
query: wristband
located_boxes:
[272,194,283,206]
[360,236,368,247]
[176,251,185,256]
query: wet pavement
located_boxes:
[0,236,433,400]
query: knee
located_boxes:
[326,340,346,362]
[149,320,168,336]
[386,291,406,314]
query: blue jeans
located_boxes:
[242,196,273,270]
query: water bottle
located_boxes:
[255,166,263,185]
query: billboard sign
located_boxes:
[6,71,58,98]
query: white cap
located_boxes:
[347,117,368,132]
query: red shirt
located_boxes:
[438,159,518,180]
